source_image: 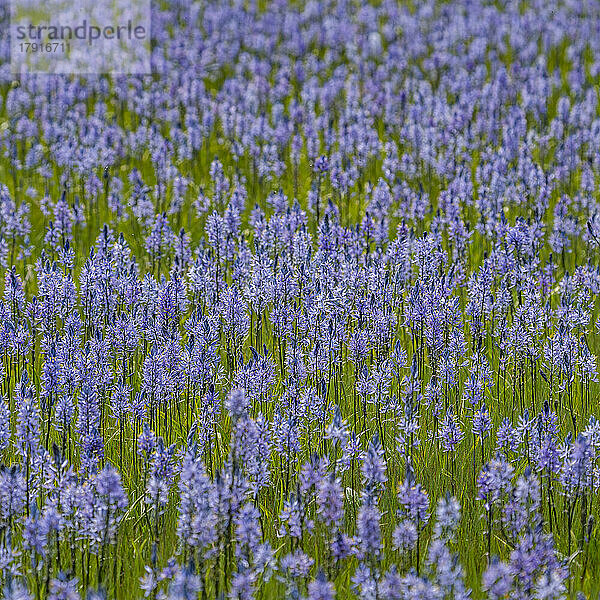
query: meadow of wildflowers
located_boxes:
[1,0,600,598]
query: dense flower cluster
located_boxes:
[0,0,600,598]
